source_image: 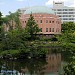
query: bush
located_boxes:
[0,50,20,58]
[51,37,58,41]
[64,62,75,75]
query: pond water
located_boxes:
[0,53,65,75]
[0,47,73,75]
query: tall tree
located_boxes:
[25,14,41,40]
[62,22,75,33]
[0,12,3,25]
[58,22,75,43]
[8,11,22,30]
[0,12,5,50]
[3,11,22,31]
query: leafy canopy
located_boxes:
[0,12,3,25]
[25,14,41,39]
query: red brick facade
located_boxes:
[20,13,61,34]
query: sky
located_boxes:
[0,0,75,16]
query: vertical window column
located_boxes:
[49,28,51,32]
[40,20,42,23]
[46,28,48,32]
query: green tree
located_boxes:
[0,12,5,50]
[25,14,41,40]
[57,22,75,43]
[64,62,75,75]
[3,11,22,31]
[9,11,22,30]
[0,12,3,25]
[62,22,75,33]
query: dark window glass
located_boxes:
[52,21,54,23]
[40,20,42,23]
[25,21,26,23]
[46,28,48,32]
[49,28,51,32]
[49,21,51,23]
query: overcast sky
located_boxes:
[0,0,75,16]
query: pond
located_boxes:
[0,48,73,75]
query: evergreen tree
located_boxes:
[25,14,41,40]
[0,12,3,25]
[0,12,5,50]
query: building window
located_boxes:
[69,18,74,20]
[49,21,51,23]
[63,9,68,11]
[46,20,48,23]
[40,20,42,23]
[40,28,42,32]
[46,28,48,32]
[52,28,54,32]
[25,21,26,23]
[52,21,54,23]
[59,15,62,17]
[69,12,74,14]
[69,15,74,17]
[63,18,68,20]
[57,12,62,14]
[63,12,68,14]
[49,28,51,32]
[57,9,62,11]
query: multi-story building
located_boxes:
[4,6,61,35]
[19,6,61,35]
[52,1,75,23]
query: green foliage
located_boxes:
[0,12,6,51]
[57,22,75,43]
[0,11,23,50]
[62,22,75,33]
[51,37,58,41]
[0,50,20,57]
[0,12,3,25]
[25,14,41,40]
[3,11,22,30]
[64,62,75,75]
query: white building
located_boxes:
[52,1,75,23]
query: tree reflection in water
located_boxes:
[0,53,62,75]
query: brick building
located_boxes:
[19,6,61,35]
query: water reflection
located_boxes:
[0,53,62,75]
[45,53,61,74]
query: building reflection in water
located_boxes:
[0,53,62,75]
[44,53,61,74]
[19,53,62,75]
